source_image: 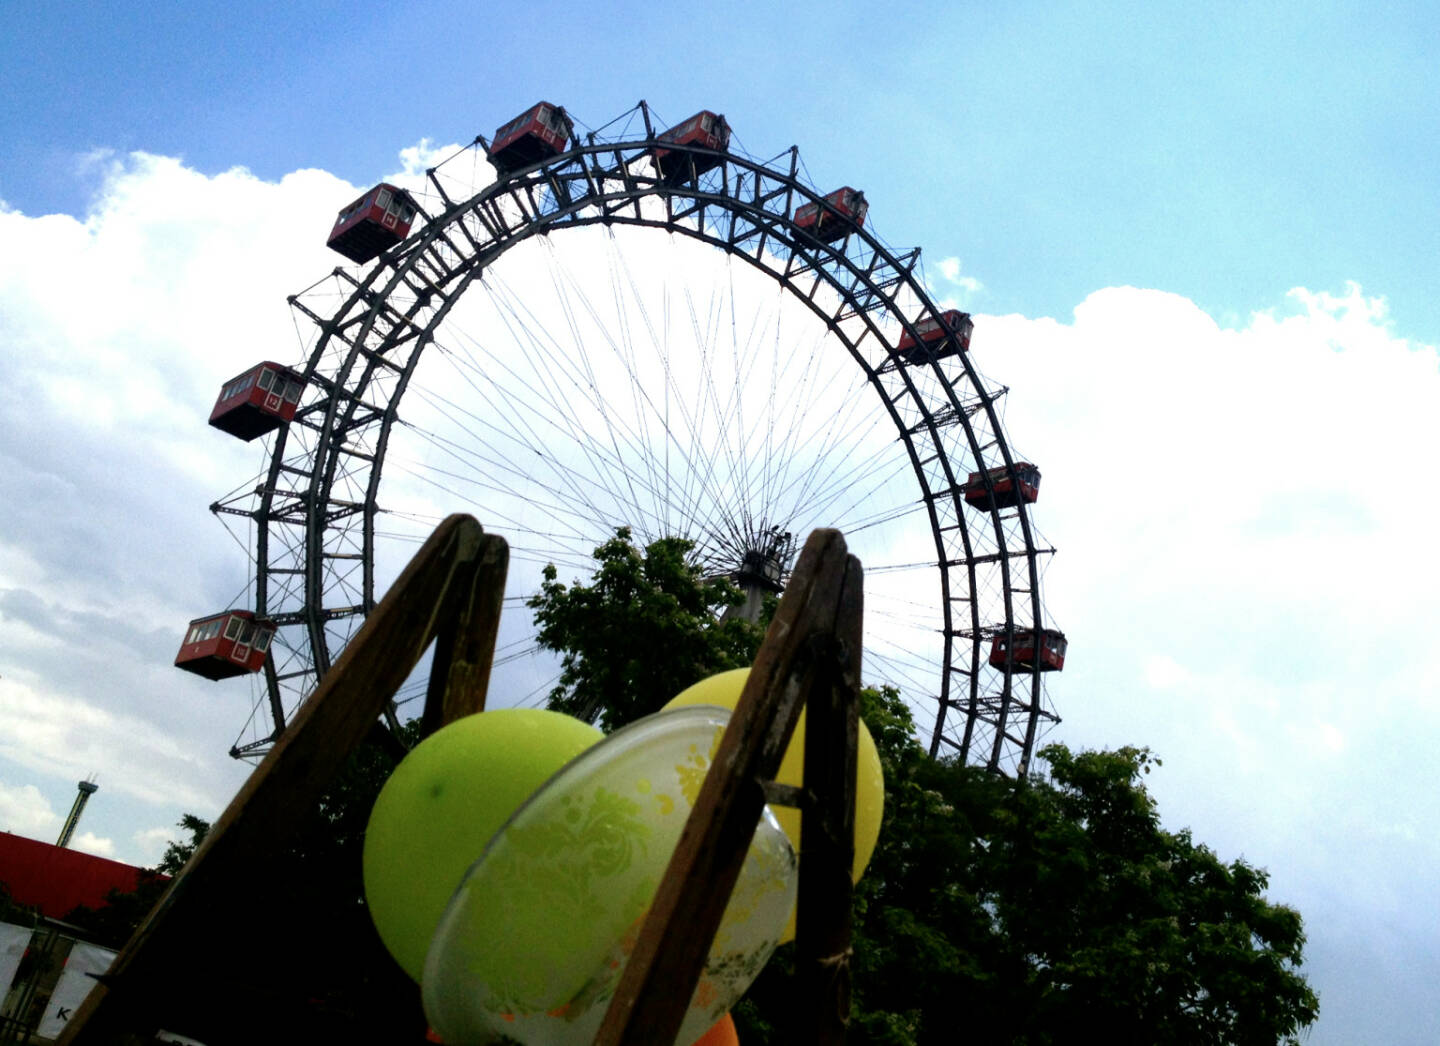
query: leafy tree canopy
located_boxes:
[0,879,39,925]
[64,731,426,1041]
[61,814,210,951]
[824,688,1318,1045]
[533,532,1319,1045]
[528,527,765,729]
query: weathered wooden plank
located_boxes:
[596,528,861,1046]
[421,531,508,734]
[796,554,862,1045]
[59,516,506,1045]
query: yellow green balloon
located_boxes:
[363,708,603,981]
[422,707,796,1046]
[665,668,885,884]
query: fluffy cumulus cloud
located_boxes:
[936,255,983,294]
[0,781,58,837]
[0,781,114,857]
[0,152,373,850]
[985,282,1440,801]
[978,283,1440,1045]
[132,824,178,863]
[928,254,984,305]
[0,145,474,860]
[68,830,116,859]
[0,150,1435,1040]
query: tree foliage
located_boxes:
[50,526,1317,1043]
[0,878,39,925]
[528,527,765,729]
[531,537,1319,1045]
[815,689,1319,1044]
[61,814,210,950]
[59,739,428,1042]
[156,812,210,874]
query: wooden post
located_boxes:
[596,529,861,1046]
[420,529,509,734]
[58,516,507,1045]
[57,516,864,1045]
[796,557,861,1045]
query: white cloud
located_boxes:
[927,256,984,296]
[69,830,117,859]
[132,825,176,865]
[1291,719,1346,756]
[929,255,984,302]
[1141,653,1190,689]
[0,675,226,811]
[1,148,1438,1032]
[978,282,1440,999]
[0,781,58,837]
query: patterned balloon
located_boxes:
[422,707,796,1046]
[363,708,604,981]
[666,668,886,943]
[666,669,885,880]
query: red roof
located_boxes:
[0,832,155,918]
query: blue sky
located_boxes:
[2,3,1439,1042]
[4,1,1437,340]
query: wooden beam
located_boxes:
[595,528,861,1045]
[420,529,508,734]
[58,516,507,1045]
[796,554,862,1044]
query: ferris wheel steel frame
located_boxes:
[212,106,1059,770]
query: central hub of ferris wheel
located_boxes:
[195,96,1065,775]
[715,523,795,624]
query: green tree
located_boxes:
[156,812,210,874]
[61,814,210,950]
[249,720,427,1040]
[528,527,765,729]
[530,543,1319,1045]
[58,739,429,1042]
[0,878,39,925]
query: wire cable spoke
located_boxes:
[221,115,1059,774]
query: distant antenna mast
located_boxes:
[57,777,98,849]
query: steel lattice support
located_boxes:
[210,104,1060,770]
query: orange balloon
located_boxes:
[690,1013,739,1046]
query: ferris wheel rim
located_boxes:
[224,120,1058,769]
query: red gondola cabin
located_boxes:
[794,187,868,244]
[988,628,1067,672]
[326,183,417,264]
[489,102,574,176]
[897,309,974,364]
[963,463,1041,511]
[209,362,305,441]
[653,110,731,185]
[175,611,275,681]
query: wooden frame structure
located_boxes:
[58,515,861,1045]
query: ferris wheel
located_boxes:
[187,100,1066,774]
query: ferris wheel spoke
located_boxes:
[492,273,716,535]
[786,450,919,535]
[412,320,750,557]
[752,344,884,519]
[470,297,650,525]
[597,233,674,528]
[395,389,644,539]
[421,328,655,534]
[536,243,657,527]
[225,120,1060,774]
[580,233,763,540]
[555,234,717,537]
